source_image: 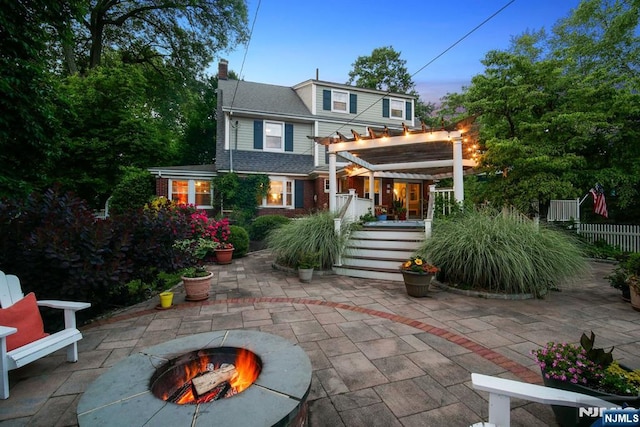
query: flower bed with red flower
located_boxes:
[400,257,439,274]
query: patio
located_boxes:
[1,251,638,426]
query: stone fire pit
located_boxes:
[77,330,312,426]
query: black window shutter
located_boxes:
[382,99,389,118]
[284,123,294,152]
[253,120,263,149]
[349,94,357,114]
[406,101,412,120]
[325,146,329,164]
[323,90,331,110]
[294,180,304,208]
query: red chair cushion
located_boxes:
[0,292,49,351]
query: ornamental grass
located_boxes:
[417,207,587,296]
[266,211,351,270]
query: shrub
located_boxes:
[250,215,290,241]
[229,225,250,258]
[417,207,587,295]
[266,211,350,269]
[108,166,155,215]
[0,188,196,320]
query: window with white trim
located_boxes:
[261,177,293,208]
[324,179,330,193]
[390,99,404,119]
[364,178,381,205]
[332,90,348,113]
[265,121,284,151]
[170,180,212,207]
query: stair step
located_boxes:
[348,239,423,251]
[343,247,416,259]
[341,257,404,270]
[333,265,404,282]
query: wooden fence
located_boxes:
[577,223,640,253]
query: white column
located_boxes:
[453,137,464,203]
[329,152,337,213]
[368,171,374,202]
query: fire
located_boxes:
[230,348,261,392]
[165,348,261,405]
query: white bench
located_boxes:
[470,372,613,427]
[0,271,90,399]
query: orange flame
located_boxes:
[230,348,260,392]
[167,349,260,404]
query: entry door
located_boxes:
[393,182,422,219]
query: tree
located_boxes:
[448,1,640,220]
[55,62,178,207]
[347,46,435,123]
[58,0,249,75]
[0,0,84,198]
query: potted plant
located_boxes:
[392,199,406,220]
[173,239,216,301]
[180,266,213,301]
[297,252,320,283]
[607,263,631,302]
[399,256,439,297]
[375,206,387,221]
[624,253,640,311]
[531,331,640,427]
[211,218,234,264]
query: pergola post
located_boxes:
[329,152,337,213]
[368,171,374,203]
[453,136,464,204]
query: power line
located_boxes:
[229,0,262,112]
[327,0,516,137]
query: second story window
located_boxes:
[390,99,404,119]
[332,90,348,112]
[265,121,283,150]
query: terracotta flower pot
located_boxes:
[630,283,640,311]
[401,271,434,297]
[214,248,234,265]
[182,272,213,301]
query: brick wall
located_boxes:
[156,178,169,198]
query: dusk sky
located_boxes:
[216,0,583,104]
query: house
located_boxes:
[151,60,477,219]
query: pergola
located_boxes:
[315,123,479,213]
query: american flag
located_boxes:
[589,183,608,218]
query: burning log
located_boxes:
[192,364,237,397]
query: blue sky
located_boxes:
[216,0,583,103]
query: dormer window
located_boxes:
[322,89,356,114]
[332,90,348,113]
[390,99,404,119]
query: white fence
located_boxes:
[578,223,640,253]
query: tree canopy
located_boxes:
[347,46,435,122]
[0,0,248,205]
[443,0,640,221]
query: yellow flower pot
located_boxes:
[159,291,174,308]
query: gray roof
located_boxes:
[216,151,314,175]
[218,79,311,118]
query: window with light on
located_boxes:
[266,180,292,207]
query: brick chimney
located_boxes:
[218,59,228,80]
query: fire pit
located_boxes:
[151,346,262,404]
[77,330,312,427]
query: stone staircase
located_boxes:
[334,223,427,282]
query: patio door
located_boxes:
[393,182,422,219]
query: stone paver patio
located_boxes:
[0,251,637,426]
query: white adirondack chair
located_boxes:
[0,270,90,399]
[470,373,615,427]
